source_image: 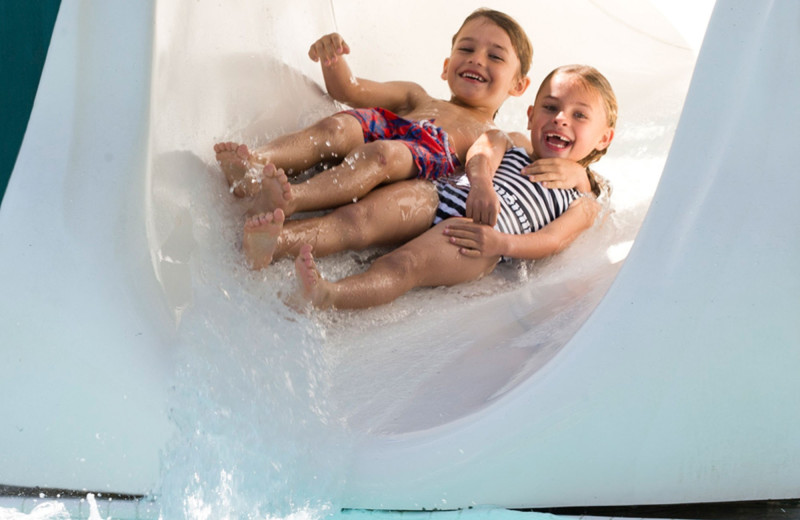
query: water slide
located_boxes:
[2,0,799,517]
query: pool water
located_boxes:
[4,495,800,520]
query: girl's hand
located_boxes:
[523,158,590,192]
[308,33,351,66]
[443,220,504,258]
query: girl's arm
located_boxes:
[443,196,599,259]
[523,158,592,193]
[464,130,512,226]
[309,33,425,113]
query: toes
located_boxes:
[214,141,241,154]
[262,163,289,180]
[243,214,259,230]
[295,246,317,283]
[244,210,285,231]
[244,212,270,229]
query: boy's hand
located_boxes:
[308,33,351,66]
[524,158,590,192]
[443,220,504,258]
[465,182,500,227]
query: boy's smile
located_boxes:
[442,18,529,113]
[459,71,487,83]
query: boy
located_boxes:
[214,9,532,222]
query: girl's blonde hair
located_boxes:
[537,65,618,196]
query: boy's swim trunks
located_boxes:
[342,107,460,180]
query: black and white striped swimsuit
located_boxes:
[433,147,581,234]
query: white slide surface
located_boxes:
[2,0,799,514]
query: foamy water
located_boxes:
[0,96,675,520]
[0,147,664,520]
[145,115,669,518]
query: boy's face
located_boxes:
[527,73,614,163]
[442,18,529,109]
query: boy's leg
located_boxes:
[295,220,500,309]
[242,180,437,269]
[247,164,293,216]
[213,142,255,197]
[215,113,364,197]
[272,179,438,259]
[251,139,419,216]
[251,113,365,172]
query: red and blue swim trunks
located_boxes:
[341,107,460,180]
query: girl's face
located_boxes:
[527,73,614,163]
[442,18,529,109]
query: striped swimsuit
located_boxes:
[434,147,582,234]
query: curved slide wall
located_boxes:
[344,0,800,509]
[1,0,799,512]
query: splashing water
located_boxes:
[149,163,351,519]
[137,100,673,516]
[0,503,70,520]
[0,494,109,520]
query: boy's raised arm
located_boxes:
[308,33,424,113]
[464,130,511,226]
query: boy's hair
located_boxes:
[537,65,618,196]
[452,9,533,79]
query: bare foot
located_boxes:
[242,209,285,269]
[214,142,263,197]
[248,163,294,216]
[294,244,334,309]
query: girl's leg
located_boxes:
[295,220,501,309]
[242,180,438,267]
[250,139,418,216]
[215,113,364,196]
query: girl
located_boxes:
[245,65,617,309]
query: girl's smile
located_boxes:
[528,73,614,164]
